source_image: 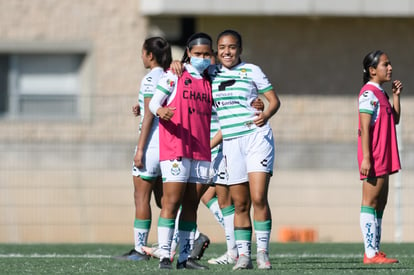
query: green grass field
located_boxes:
[0,243,413,274]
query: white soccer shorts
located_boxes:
[223,127,274,185]
[160,157,211,184]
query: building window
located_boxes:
[147,17,195,61]
[0,53,86,119]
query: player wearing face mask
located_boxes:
[149,32,214,270]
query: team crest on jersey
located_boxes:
[239,69,247,79]
[370,100,378,107]
[171,162,181,176]
[167,79,175,87]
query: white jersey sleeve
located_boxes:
[142,68,164,98]
[359,90,381,125]
[359,90,378,115]
[249,64,273,94]
[138,67,164,129]
[149,71,178,116]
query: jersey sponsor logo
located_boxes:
[218,79,236,91]
[260,159,268,167]
[184,78,192,85]
[188,106,210,117]
[214,92,232,97]
[146,76,153,82]
[370,100,378,107]
[183,89,211,103]
[214,100,241,109]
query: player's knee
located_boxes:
[233,201,250,214]
[251,197,268,209]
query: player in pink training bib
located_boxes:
[149,32,213,270]
[358,50,402,265]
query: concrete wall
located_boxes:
[0,0,148,243]
[0,1,413,243]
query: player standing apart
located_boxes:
[358,50,402,264]
[210,29,281,270]
[114,37,172,261]
[149,32,214,270]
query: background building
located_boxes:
[0,0,413,243]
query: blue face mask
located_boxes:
[190,56,210,73]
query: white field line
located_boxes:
[0,253,410,259]
[0,253,359,259]
[275,253,411,258]
[207,253,411,259]
[277,253,362,258]
[0,253,111,259]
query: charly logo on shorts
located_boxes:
[171,162,181,176]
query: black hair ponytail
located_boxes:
[362,50,384,84]
[143,37,172,71]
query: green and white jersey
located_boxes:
[138,67,164,132]
[210,106,221,157]
[209,62,273,140]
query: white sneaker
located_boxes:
[256,250,272,270]
[142,244,175,261]
[232,254,253,270]
[142,244,163,259]
[208,252,237,265]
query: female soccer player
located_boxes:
[149,32,214,270]
[114,37,172,261]
[358,50,402,264]
[206,96,265,266]
[209,29,281,270]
